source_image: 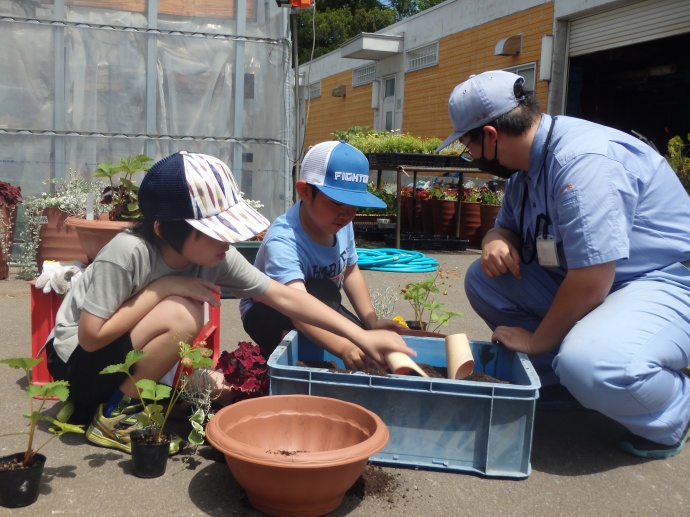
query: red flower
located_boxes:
[215,342,268,401]
[0,181,22,208]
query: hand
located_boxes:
[356,329,417,367]
[340,346,384,372]
[155,276,221,307]
[491,326,533,354]
[480,234,522,280]
[368,318,408,331]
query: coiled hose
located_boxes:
[356,248,439,273]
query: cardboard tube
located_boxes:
[385,352,429,377]
[445,333,474,380]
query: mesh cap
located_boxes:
[436,71,525,151]
[300,141,386,209]
[139,151,269,243]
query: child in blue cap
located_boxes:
[45,151,415,454]
[240,141,405,370]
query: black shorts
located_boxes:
[46,334,134,408]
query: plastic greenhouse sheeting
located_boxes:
[0,0,293,223]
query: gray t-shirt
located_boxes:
[53,231,270,362]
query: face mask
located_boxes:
[476,136,516,179]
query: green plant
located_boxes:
[100,341,214,446]
[666,133,690,194]
[0,358,84,467]
[358,182,398,215]
[462,185,481,203]
[401,271,463,332]
[429,186,458,201]
[333,126,442,154]
[479,185,503,205]
[17,175,108,278]
[93,154,153,221]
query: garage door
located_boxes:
[569,0,690,57]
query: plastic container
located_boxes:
[268,331,541,478]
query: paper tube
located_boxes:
[445,333,474,380]
[385,352,428,377]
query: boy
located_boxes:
[240,141,404,370]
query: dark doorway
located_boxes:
[566,31,690,153]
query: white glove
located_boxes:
[35,261,85,295]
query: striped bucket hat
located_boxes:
[139,151,269,243]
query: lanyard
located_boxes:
[518,118,556,264]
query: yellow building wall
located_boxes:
[303,71,375,150]
[303,2,554,148]
[405,2,554,139]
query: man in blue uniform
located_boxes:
[438,70,690,459]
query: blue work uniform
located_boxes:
[465,114,690,446]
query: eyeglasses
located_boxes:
[460,146,474,162]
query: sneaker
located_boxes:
[619,420,690,459]
[85,404,181,455]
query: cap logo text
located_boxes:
[334,171,368,183]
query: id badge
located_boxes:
[536,235,560,267]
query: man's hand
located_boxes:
[492,326,534,354]
[480,229,522,279]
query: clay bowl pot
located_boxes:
[206,394,389,517]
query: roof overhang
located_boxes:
[340,33,404,60]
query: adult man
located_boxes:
[437,70,690,458]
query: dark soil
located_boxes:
[0,454,39,471]
[346,464,399,499]
[297,360,508,383]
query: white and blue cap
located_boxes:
[436,71,525,152]
[300,141,386,209]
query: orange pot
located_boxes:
[65,216,131,263]
[206,394,389,517]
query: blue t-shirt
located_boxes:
[239,201,358,319]
[497,114,690,287]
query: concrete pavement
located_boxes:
[1,250,688,516]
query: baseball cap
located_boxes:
[139,151,270,243]
[436,71,525,152]
[300,141,386,209]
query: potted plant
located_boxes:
[0,357,84,508]
[0,180,22,280]
[66,154,153,262]
[400,271,463,333]
[429,186,459,236]
[479,184,504,240]
[18,175,108,277]
[460,185,482,245]
[99,340,214,478]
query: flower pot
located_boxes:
[412,197,424,232]
[65,216,132,262]
[420,199,434,234]
[0,204,18,280]
[0,452,46,508]
[206,394,389,517]
[130,429,170,478]
[431,198,458,236]
[36,207,88,269]
[479,203,501,241]
[399,197,411,230]
[459,201,482,246]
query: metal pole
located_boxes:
[291,11,300,198]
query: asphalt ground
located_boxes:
[1,249,689,516]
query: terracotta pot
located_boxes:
[431,198,458,236]
[479,203,501,241]
[459,201,482,246]
[65,216,132,262]
[0,204,18,279]
[206,394,389,517]
[36,208,88,269]
[412,197,424,232]
[0,453,46,508]
[420,199,434,234]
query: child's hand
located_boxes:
[340,346,384,372]
[157,276,221,306]
[369,318,409,331]
[356,329,417,367]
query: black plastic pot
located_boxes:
[131,430,170,478]
[0,452,46,508]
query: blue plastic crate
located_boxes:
[268,331,541,478]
